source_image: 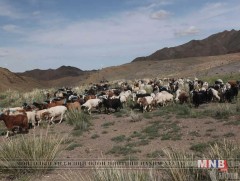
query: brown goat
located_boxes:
[66,101,81,111]
[47,99,66,108]
[178,92,189,104]
[84,95,96,102]
[0,111,28,137]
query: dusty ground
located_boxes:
[0,100,239,180]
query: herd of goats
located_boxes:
[0,77,239,137]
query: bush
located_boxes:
[0,130,66,179]
[162,148,210,181]
[66,110,92,136]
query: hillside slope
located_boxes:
[0,68,43,91]
[133,29,240,62]
[86,53,240,83]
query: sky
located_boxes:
[0,0,239,72]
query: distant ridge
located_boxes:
[17,65,86,81]
[132,29,240,62]
[0,67,43,91]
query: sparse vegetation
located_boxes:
[190,141,217,153]
[107,145,141,156]
[101,121,115,128]
[66,110,92,136]
[129,110,143,122]
[111,135,126,143]
[0,130,66,179]
[142,121,162,139]
[146,150,165,158]
[213,104,234,119]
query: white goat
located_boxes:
[154,91,173,107]
[47,106,67,124]
[209,88,220,101]
[36,109,49,126]
[81,99,102,114]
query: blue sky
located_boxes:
[0,0,239,72]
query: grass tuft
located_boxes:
[0,129,66,179]
[66,110,92,136]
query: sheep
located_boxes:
[119,90,131,99]
[175,89,182,102]
[137,96,154,112]
[81,98,102,115]
[0,111,28,138]
[209,88,220,102]
[46,105,68,124]
[137,89,147,94]
[154,91,173,107]
[36,109,50,126]
[26,111,37,129]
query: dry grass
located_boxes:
[0,129,67,179]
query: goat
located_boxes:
[0,111,28,137]
[45,106,68,124]
[81,99,102,115]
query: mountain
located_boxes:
[17,65,86,81]
[0,67,43,91]
[132,29,240,62]
[16,65,98,88]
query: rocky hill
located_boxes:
[133,29,240,62]
[0,67,43,91]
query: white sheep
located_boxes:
[154,91,173,107]
[119,90,131,99]
[36,109,50,126]
[47,106,67,124]
[137,96,154,112]
[209,88,220,101]
[137,89,147,94]
[26,111,37,128]
[81,98,102,115]
[175,89,182,102]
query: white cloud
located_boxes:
[175,26,200,37]
[150,10,171,19]
[27,7,174,47]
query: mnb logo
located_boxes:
[198,160,228,172]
